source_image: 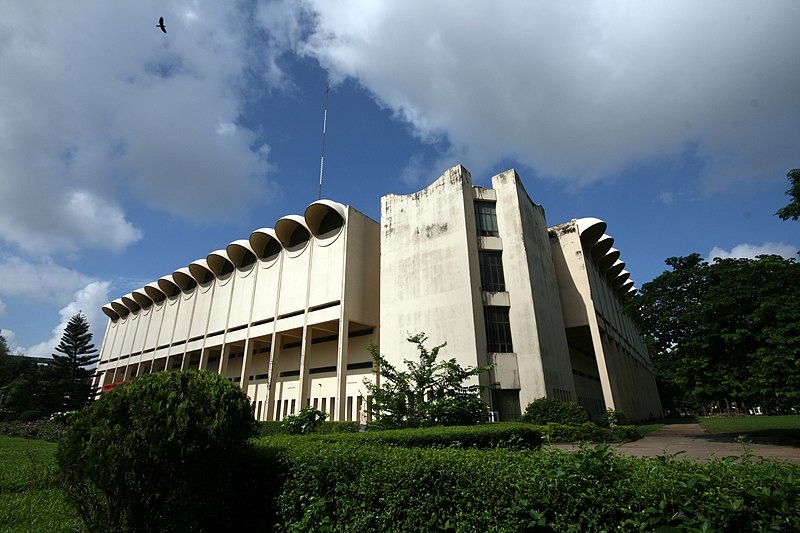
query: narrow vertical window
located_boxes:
[474,202,499,237]
[484,306,513,352]
[479,251,506,291]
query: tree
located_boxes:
[629,254,800,414]
[50,312,99,410]
[776,168,800,221]
[364,333,492,428]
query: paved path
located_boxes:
[609,423,800,464]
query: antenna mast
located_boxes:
[318,86,330,200]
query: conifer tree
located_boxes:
[51,312,99,410]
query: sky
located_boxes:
[1,1,798,357]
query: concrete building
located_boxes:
[95,164,662,422]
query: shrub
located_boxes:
[56,370,260,532]
[266,439,800,531]
[282,406,328,434]
[600,409,626,427]
[18,410,43,422]
[300,423,542,450]
[520,397,589,425]
[0,419,69,442]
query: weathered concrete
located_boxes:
[611,423,800,464]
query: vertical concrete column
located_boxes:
[297,326,313,409]
[198,346,210,371]
[239,337,253,394]
[335,320,349,421]
[218,344,231,377]
[266,333,282,420]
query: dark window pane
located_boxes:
[479,251,506,291]
[484,306,513,353]
[474,202,499,237]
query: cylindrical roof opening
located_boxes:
[304,200,346,237]
[275,215,311,252]
[590,234,614,262]
[207,250,234,277]
[249,228,282,262]
[144,281,166,304]
[598,248,621,271]
[172,267,197,292]
[226,240,257,269]
[102,303,120,320]
[606,259,626,279]
[189,259,215,285]
[576,217,607,248]
[613,270,631,288]
[132,288,153,309]
[110,298,130,318]
[157,276,180,298]
[121,293,140,313]
[618,279,635,295]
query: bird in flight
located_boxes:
[157,16,167,33]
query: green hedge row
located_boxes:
[258,420,361,436]
[537,422,641,443]
[265,439,800,531]
[0,420,68,442]
[280,423,542,449]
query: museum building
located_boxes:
[95,164,662,422]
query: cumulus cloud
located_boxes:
[0,255,94,303]
[273,0,800,188]
[0,2,274,255]
[25,281,111,358]
[707,242,799,262]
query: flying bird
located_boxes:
[157,17,167,33]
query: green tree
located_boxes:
[776,168,800,221]
[50,312,99,410]
[630,254,800,414]
[364,333,492,428]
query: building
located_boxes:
[95,164,662,422]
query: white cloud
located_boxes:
[0,255,93,303]
[707,242,799,262]
[0,2,275,254]
[25,281,111,359]
[275,1,800,188]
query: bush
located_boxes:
[18,410,43,422]
[282,406,328,434]
[300,423,542,450]
[56,370,261,532]
[600,409,626,427]
[266,439,800,531]
[520,397,589,425]
[0,419,69,442]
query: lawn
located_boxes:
[699,414,800,446]
[0,436,82,532]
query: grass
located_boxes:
[699,414,800,447]
[0,436,83,532]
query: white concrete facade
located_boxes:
[95,201,380,422]
[96,164,661,422]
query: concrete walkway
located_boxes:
[610,423,800,464]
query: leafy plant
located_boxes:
[56,370,259,532]
[519,397,589,425]
[282,405,328,434]
[600,409,626,427]
[364,333,492,428]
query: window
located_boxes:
[485,306,513,352]
[479,251,506,291]
[474,201,499,237]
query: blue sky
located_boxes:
[1,1,798,357]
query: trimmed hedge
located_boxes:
[0,419,69,442]
[264,439,800,531]
[537,422,641,443]
[520,397,589,425]
[297,423,542,449]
